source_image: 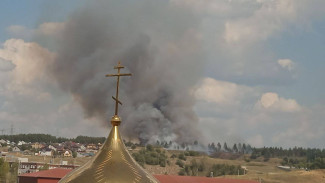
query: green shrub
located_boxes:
[176,159,184,168]
[188,151,199,156]
[178,169,185,176]
[207,164,244,177]
[178,153,186,161]
[146,144,154,151]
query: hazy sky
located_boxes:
[0,0,324,148]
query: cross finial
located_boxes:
[106,61,132,117]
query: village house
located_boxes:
[23,150,33,155]
[0,139,6,144]
[16,162,79,174]
[39,150,53,157]
[86,143,97,150]
[77,145,86,152]
[63,150,72,157]
[48,145,57,151]
[12,146,21,152]
[18,141,27,146]
[55,145,65,155]
[31,142,45,149]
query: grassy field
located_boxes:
[130,149,325,183]
[140,150,325,183]
[3,148,325,183]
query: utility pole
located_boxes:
[10,124,14,136]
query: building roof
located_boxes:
[19,168,72,179]
[20,169,258,183]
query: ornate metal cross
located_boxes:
[106,61,132,116]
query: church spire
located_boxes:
[106,61,132,117]
[59,62,160,183]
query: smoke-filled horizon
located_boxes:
[2,0,325,148]
[45,1,204,144]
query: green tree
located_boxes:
[217,142,221,152]
[131,144,136,150]
[39,164,49,171]
[223,142,228,152]
[190,159,198,176]
[0,158,10,181]
[146,144,154,151]
[9,162,18,183]
[72,151,77,158]
[232,144,238,153]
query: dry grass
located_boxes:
[226,169,325,183]
[145,151,325,183]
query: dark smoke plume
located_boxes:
[48,0,204,144]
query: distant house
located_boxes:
[39,150,53,157]
[18,157,29,163]
[86,144,97,150]
[48,145,57,151]
[31,143,45,149]
[12,146,21,152]
[0,139,6,144]
[77,145,86,152]
[54,144,64,154]
[18,141,27,146]
[17,162,79,175]
[23,150,33,155]
[63,150,72,157]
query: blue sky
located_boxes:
[0,0,324,148]
[268,24,325,105]
[0,1,85,41]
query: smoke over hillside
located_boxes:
[47,0,204,144]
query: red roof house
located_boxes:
[18,169,259,183]
[18,169,72,183]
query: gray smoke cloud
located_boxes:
[46,0,204,144]
[0,58,16,72]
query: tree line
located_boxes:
[0,134,106,144]
[251,146,325,169]
[208,142,253,154]
[251,147,325,160]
